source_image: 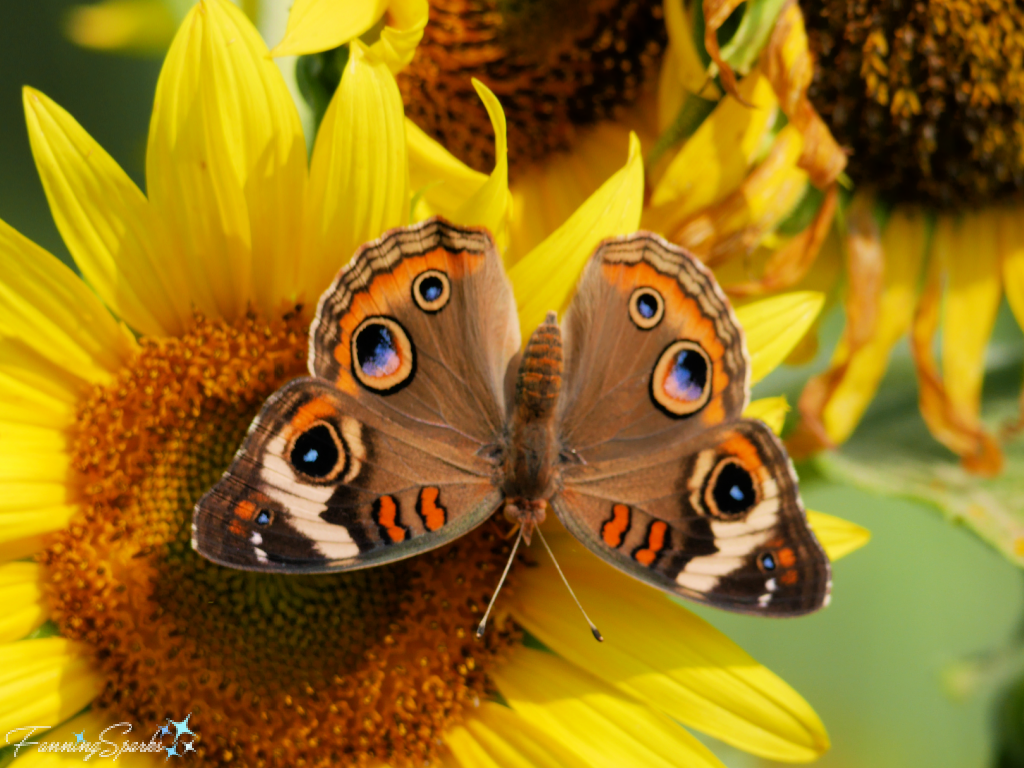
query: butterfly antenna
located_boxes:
[476,524,525,639]
[535,527,604,642]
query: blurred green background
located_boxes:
[2,3,1023,767]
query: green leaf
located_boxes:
[719,0,789,75]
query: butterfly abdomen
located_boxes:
[503,312,563,504]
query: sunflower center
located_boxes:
[399,0,666,174]
[43,310,520,768]
[799,0,1024,206]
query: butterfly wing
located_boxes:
[558,232,748,463]
[194,377,503,572]
[194,218,519,572]
[555,419,830,615]
[309,217,521,450]
[554,231,828,614]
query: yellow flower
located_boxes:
[1,1,869,766]
[276,0,1024,479]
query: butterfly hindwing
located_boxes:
[555,418,830,615]
[193,377,502,572]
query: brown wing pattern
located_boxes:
[309,218,520,449]
[555,419,830,615]
[558,232,748,463]
[193,378,502,572]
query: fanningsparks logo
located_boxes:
[6,713,197,761]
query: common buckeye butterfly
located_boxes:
[193,218,830,616]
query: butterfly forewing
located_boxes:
[309,218,521,450]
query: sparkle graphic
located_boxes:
[167,714,194,742]
[158,725,171,737]
[183,740,195,753]
[165,745,179,760]
[74,732,85,743]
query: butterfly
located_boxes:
[193,217,830,618]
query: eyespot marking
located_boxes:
[289,422,344,481]
[704,459,758,519]
[373,495,408,544]
[351,316,416,394]
[650,340,712,418]
[602,504,632,548]
[417,487,447,531]
[255,509,273,526]
[757,552,777,572]
[412,269,451,313]
[628,286,665,330]
[632,520,670,567]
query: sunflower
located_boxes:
[1,1,869,766]
[273,0,1024,482]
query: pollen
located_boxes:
[399,0,666,175]
[42,310,521,768]
[800,0,1024,206]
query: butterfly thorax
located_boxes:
[502,311,563,541]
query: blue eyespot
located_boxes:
[420,276,443,301]
[356,323,400,378]
[629,287,664,329]
[637,294,657,318]
[290,423,340,479]
[759,552,776,571]
[412,270,451,312]
[666,349,707,403]
[711,461,756,516]
[255,509,272,526]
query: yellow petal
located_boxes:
[509,133,644,340]
[806,510,870,562]
[65,0,177,54]
[1002,205,1024,332]
[508,122,636,264]
[647,73,778,224]
[407,118,488,218]
[492,646,726,768]
[0,451,70,484]
[911,229,1003,475]
[669,125,808,265]
[939,210,1002,421]
[0,338,81,427]
[658,0,715,130]
[508,538,829,763]
[271,0,387,58]
[445,703,591,768]
[452,80,511,250]
[0,218,136,385]
[821,207,928,442]
[25,87,189,337]
[0,562,48,643]
[370,0,430,74]
[0,537,46,563]
[726,184,839,297]
[736,291,824,384]
[0,637,101,737]
[761,2,846,188]
[0,506,79,544]
[147,0,308,320]
[743,396,789,434]
[302,40,408,302]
